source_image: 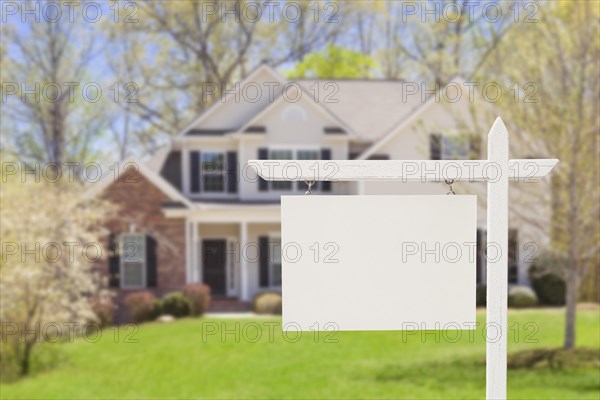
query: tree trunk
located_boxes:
[564,264,578,349]
[20,342,33,376]
[564,107,581,349]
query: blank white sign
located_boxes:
[281,195,477,331]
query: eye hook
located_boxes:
[445,179,456,195]
[305,181,315,195]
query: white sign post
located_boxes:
[249,117,558,400]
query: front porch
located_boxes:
[178,205,283,302]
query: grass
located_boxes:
[1,308,599,399]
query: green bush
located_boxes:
[153,299,163,318]
[528,250,567,306]
[532,273,566,306]
[159,292,191,318]
[253,292,282,315]
[476,285,486,307]
[508,286,538,308]
[182,284,211,317]
[124,291,157,323]
[0,324,20,382]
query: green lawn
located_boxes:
[2,309,599,399]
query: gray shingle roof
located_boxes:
[298,80,430,141]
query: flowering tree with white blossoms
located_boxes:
[0,167,114,377]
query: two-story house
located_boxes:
[90,65,541,313]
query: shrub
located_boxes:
[508,286,538,308]
[532,273,566,306]
[182,284,211,317]
[253,292,282,315]
[90,296,114,328]
[476,285,487,307]
[529,251,567,278]
[160,292,191,318]
[124,291,157,323]
[153,299,163,318]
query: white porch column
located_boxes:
[240,221,249,301]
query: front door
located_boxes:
[202,239,227,296]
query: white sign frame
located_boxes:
[249,117,559,400]
[282,194,478,331]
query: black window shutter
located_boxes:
[108,233,120,288]
[470,135,482,160]
[320,148,332,192]
[226,151,238,193]
[146,235,157,288]
[160,151,182,190]
[476,229,485,285]
[430,133,442,160]
[508,229,518,284]
[191,151,201,193]
[258,148,269,192]
[259,236,270,287]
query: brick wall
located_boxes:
[98,169,187,321]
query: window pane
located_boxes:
[270,150,293,160]
[270,150,293,190]
[442,136,470,159]
[272,181,292,190]
[122,235,144,262]
[123,262,144,287]
[203,174,225,192]
[121,235,146,288]
[202,152,225,192]
[297,150,320,190]
[297,150,319,160]
[270,238,282,286]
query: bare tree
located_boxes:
[1,1,106,165]
[101,0,347,152]
[390,0,515,85]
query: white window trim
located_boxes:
[120,233,147,290]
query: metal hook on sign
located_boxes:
[305,181,314,195]
[445,179,456,195]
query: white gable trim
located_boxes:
[176,65,286,137]
[357,77,469,160]
[238,84,359,138]
[86,156,194,209]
